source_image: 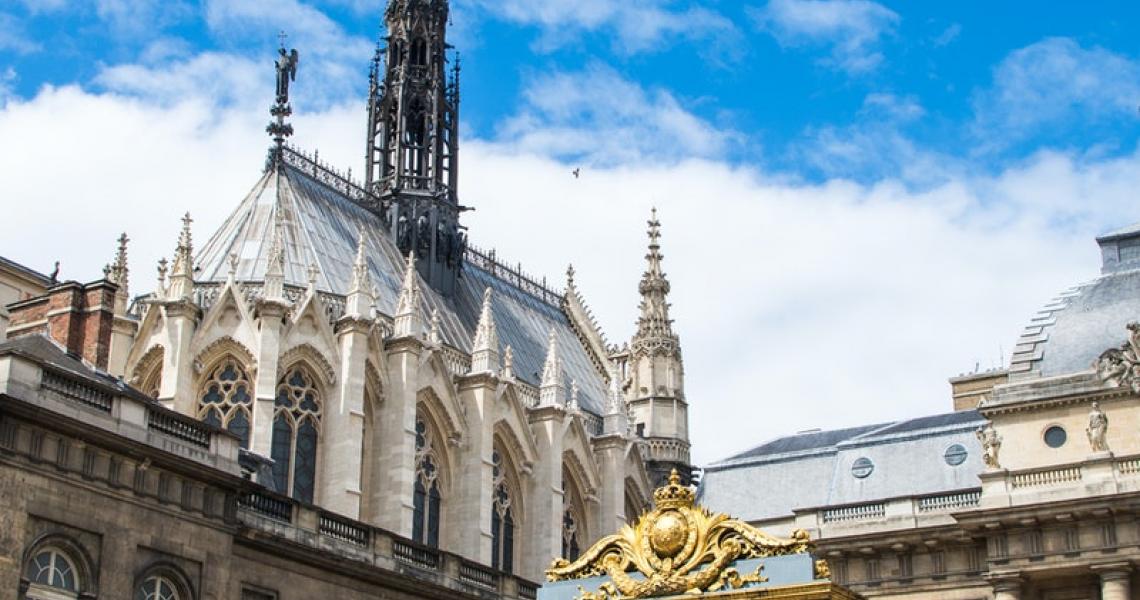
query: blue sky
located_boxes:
[4,1,1140,463]
[6,1,1140,182]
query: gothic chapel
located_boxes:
[81,0,689,583]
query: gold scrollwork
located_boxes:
[548,470,814,600]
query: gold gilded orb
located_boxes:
[649,511,687,557]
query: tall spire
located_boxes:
[109,233,130,313]
[365,0,463,297]
[470,287,500,372]
[540,328,565,407]
[393,251,422,338]
[167,213,194,301]
[632,207,679,359]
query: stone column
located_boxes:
[1093,563,1132,600]
[249,300,287,457]
[454,372,497,563]
[987,574,1023,600]
[371,337,422,536]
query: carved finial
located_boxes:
[502,344,514,379]
[429,309,442,346]
[264,211,287,302]
[540,328,565,406]
[393,251,422,338]
[227,252,239,280]
[471,287,500,372]
[167,213,195,300]
[102,263,111,279]
[668,468,680,486]
[307,263,320,287]
[156,258,169,297]
[267,44,299,160]
[109,232,130,291]
[569,380,580,412]
[567,263,576,288]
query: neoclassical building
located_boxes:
[701,223,1140,600]
[0,0,694,596]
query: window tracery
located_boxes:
[271,367,322,503]
[491,449,515,573]
[196,359,253,448]
[412,415,442,547]
[135,574,181,600]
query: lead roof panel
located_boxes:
[193,161,607,416]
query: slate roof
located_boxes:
[1009,224,1140,379]
[194,155,608,416]
[0,335,153,403]
[700,410,986,522]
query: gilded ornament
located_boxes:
[547,470,814,600]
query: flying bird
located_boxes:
[572,168,580,179]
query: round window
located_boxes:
[851,457,874,479]
[1044,426,1067,448]
[944,444,968,466]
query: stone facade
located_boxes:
[0,2,695,594]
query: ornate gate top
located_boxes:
[546,470,814,600]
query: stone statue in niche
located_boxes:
[976,422,1002,470]
[1087,401,1110,453]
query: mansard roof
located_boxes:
[699,410,985,523]
[194,149,608,416]
[1008,223,1140,379]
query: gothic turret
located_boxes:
[627,209,691,486]
[365,0,464,297]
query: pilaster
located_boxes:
[160,301,199,415]
[592,433,630,539]
[372,336,422,535]
[1093,562,1132,600]
[454,371,498,563]
[322,316,371,518]
[250,299,288,457]
[529,404,566,571]
[986,573,1024,600]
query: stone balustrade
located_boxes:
[790,488,983,537]
[979,452,1140,509]
[237,488,537,600]
[0,353,241,475]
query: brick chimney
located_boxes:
[6,279,119,370]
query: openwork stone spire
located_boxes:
[167,213,195,301]
[393,251,422,338]
[632,208,679,360]
[540,328,565,407]
[471,287,500,373]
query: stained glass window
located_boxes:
[270,367,322,503]
[491,449,515,573]
[196,359,254,448]
[413,416,442,547]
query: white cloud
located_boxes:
[0,12,41,54]
[496,64,736,164]
[0,68,17,107]
[972,37,1140,149]
[460,0,735,54]
[751,0,899,73]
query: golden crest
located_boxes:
[546,470,814,600]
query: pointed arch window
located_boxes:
[413,416,442,547]
[491,450,515,573]
[411,37,427,66]
[271,367,322,503]
[24,547,79,599]
[197,359,253,449]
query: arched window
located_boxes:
[197,359,253,448]
[412,416,442,547]
[411,38,427,66]
[24,546,79,599]
[491,450,515,573]
[135,574,180,600]
[271,367,322,503]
